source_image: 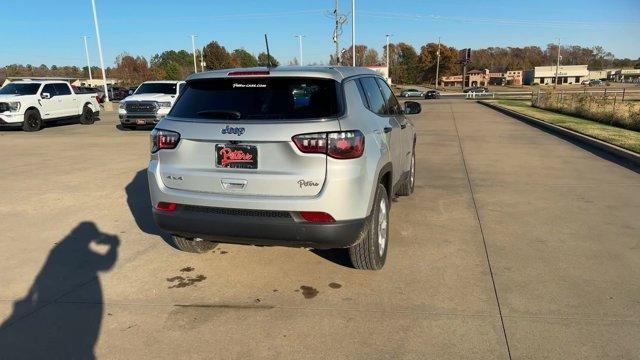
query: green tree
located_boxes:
[164,61,182,80]
[231,49,259,68]
[257,52,279,67]
[203,41,232,70]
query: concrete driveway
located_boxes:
[0,100,638,359]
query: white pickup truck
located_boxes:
[118,80,185,129]
[0,81,101,131]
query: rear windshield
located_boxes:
[0,83,41,95]
[135,83,177,95]
[170,77,341,120]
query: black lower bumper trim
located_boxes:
[153,206,368,249]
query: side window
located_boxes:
[54,83,72,95]
[42,84,57,97]
[359,77,386,115]
[376,78,401,115]
[353,79,369,108]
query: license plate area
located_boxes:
[135,119,146,125]
[215,144,258,169]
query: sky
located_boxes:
[1,0,639,68]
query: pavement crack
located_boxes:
[450,103,513,360]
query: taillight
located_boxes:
[292,130,364,159]
[299,211,335,223]
[150,129,180,153]
[155,202,177,211]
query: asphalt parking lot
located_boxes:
[1,99,638,359]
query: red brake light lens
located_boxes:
[327,131,365,159]
[292,133,327,153]
[299,211,335,223]
[150,129,180,153]
[155,202,177,211]
[227,71,270,76]
[292,130,364,159]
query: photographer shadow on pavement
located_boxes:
[0,222,119,360]
[125,169,175,248]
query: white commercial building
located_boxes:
[523,65,589,85]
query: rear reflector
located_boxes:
[156,202,177,212]
[228,71,270,76]
[299,211,335,223]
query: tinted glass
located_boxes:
[42,84,58,97]
[0,83,41,95]
[170,77,341,120]
[359,77,386,115]
[54,83,71,95]
[376,78,401,115]
[178,83,185,94]
[135,83,177,95]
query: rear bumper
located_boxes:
[153,206,367,249]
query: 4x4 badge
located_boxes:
[221,125,245,136]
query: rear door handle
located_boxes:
[384,127,392,133]
[400,123,407,129]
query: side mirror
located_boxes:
[404,101,421,115]
[41,93,51,99]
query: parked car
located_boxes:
[108,86,129,101]
[588,79,604,87]
[400,88,424,97]
[118,80,185,129]
[463,86,489,93]
[148,67,420,270]
[0,81,100,131]
[424,89,440,99]
[580,79,591,85]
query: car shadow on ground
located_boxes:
[115,124,155,131]
[125,169,175,248]
[0,222,119,359]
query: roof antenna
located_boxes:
[264,34,272,68]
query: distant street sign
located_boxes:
[459,48,471,63]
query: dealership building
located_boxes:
[523,65,589,85]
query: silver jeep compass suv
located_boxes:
[148,67,420,270]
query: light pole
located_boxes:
[90,0,109,102]
[294,35,305,66]
[385,34,392,80]
[82,35,92,81]
[191,35,198,73]
[554,38,561,88]
[435,37,441,89]
[351,0,355,66]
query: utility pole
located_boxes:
[351,0,356,66]
[554,38,561,88]
[191,35,198,73]
[82,36,92,81]
[386,34,392,81]
[91,0,109,102]
[334,0,340,64]
[295,35,305,66]
[435,37,441,89]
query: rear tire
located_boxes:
[349,184,389,270]
[79,105,95,125]
[397,147,416,196]
[22,109,43,132]
[172,236,218,253]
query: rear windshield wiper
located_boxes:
[196,110,241,120]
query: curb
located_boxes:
[478,100,640,168]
